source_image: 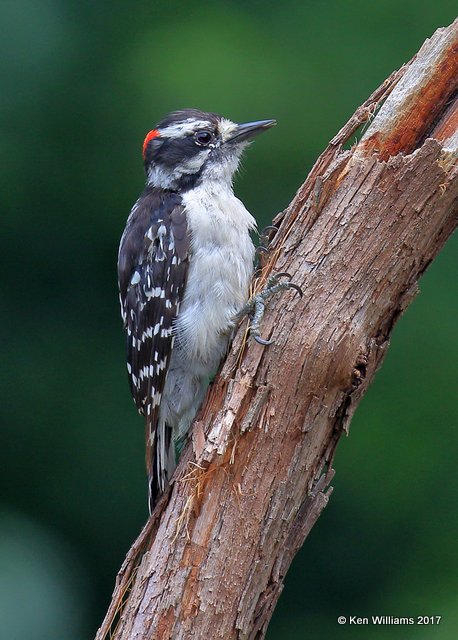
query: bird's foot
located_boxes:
[236,272,303,345]
[256,224,278,253]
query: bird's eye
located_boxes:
[194,130,213,146]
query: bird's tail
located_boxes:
[147,418,176,514]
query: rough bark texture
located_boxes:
[97,20,458,640]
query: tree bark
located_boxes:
[97,19,458,640]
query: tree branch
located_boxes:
[97,19,458,640]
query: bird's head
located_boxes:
[142,109,276,191]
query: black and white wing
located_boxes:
[118,188,189,507]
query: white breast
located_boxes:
[176,181,256,370]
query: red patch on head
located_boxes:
[142,129,160,159]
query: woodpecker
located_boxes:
[118,109,276,512]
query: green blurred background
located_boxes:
[1,1,457,638]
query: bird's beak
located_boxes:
[225,119,277,143]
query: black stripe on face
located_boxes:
[154,136,207,168]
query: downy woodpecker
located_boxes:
[118,109,276,512]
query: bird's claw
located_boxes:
[260,273,303,300]
[260,224,278,238]
[254,334,274,346]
